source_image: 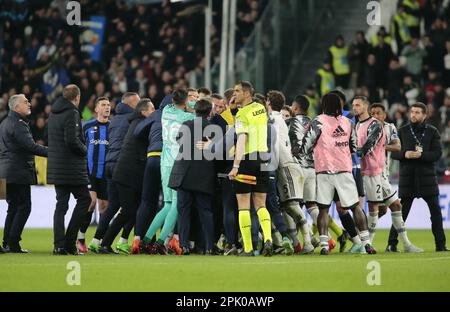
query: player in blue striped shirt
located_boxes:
[76,97,111,253]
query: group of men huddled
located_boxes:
[1,81,448,255]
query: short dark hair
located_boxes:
[63,84,80,101]
[253,93,266,105]
[187,87,197,93]
[135,98,152,114]
[411,102,427,114]
[321,93,342,117]
[195,98,213,118]
[172,89,188,106]
[95,96,109,107]
[211,93,223,100]
[281,105,293,117]
[370,103,385,112]
[224,88,234,102]
[122,92,138,102]
[352,95,370,106]
[237,81,255,96]
[267,90,286,112]
[197,87,212,96]
[293,95,310,112]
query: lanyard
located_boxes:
[409,124,427,146]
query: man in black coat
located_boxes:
[99,98,154,254]
[387,102,449,252]
[47,85,92,255]
[169,98,216,254]
[0,94,48,253]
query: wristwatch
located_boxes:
[233,164,239,169]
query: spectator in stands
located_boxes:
[370,33,395,89]
[391,5,412,54]
[401,37,427,79]
[386,57,406,105]
[350,30,370,87]
[328,35,351,89]
[315,60,335,97]
[402,0,421,38]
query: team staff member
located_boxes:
[76,97,111,253]
[47,85,91,255]
[0,94,48,253]
[130,95,172,254]
[170,99,216,254]
[228,81,273,257]
[388,103,449,252]
[99,99,154,254]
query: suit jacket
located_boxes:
[392,122,442,198]
[169,117,215,195]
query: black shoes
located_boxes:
[385,245,398,252]
[436,246,450,252]
[98,246,119,254]
[53,248,68,255]
[7,244,29,254]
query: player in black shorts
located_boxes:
[76,97,111,253]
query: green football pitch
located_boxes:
[0,228,449,292]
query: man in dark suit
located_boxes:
[169,98,216,254]
[0,94,48,253]
[47,85,91,255]
[387,102,449,252]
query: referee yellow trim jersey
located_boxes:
[235,102,268,155]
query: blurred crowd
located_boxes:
[0,0,266,145]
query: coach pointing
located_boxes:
[47,85,91,255]
[0,94,48,253]
[387,103,448,252]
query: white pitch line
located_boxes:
[1,256,449,267]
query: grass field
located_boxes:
[0,228,449,292]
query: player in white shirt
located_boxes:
[266,90,314,253]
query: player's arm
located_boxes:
[358,120,383,158]
[385,125,401,152]
[289,117,305,157]
[229,112,248,179]
[299,118,321,156]
[133,114,154,139]
[349,121,358,154]
[386,138,401,152]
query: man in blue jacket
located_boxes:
[88,92,140,253]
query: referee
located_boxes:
[228,81,273,257]
[76,97,111,253]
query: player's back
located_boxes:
[161,104,194,165]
